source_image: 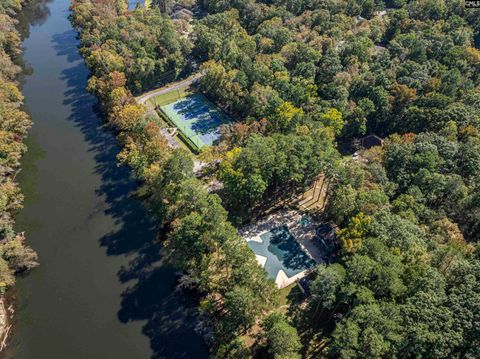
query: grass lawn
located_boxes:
[279,283,297,307]
[146,86,192,107]
[278,282,305,308]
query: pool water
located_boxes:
[300,215,311,226]
[248,225,315,279]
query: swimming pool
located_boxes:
[247,225,315,279]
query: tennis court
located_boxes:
[160,93,232,149]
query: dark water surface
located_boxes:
[2,0,207,357]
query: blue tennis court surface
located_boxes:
[160,93,232,148]
[247,225,315,279]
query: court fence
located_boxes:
[156,108,202,153]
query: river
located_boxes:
[2,0,207,357]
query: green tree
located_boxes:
[330,303,404,358]
[262,313,302,359]
[310,264,346,317]
[338,213,372,254]
[222,286,263,334]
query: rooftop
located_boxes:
[172,8,194,20]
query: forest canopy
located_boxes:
[71,0,480,357]
[0,0,38,290]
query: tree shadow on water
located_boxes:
[119,266,208,359]
[52,29,208,358]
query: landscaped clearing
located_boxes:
[296,174,329,212]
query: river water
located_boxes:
[2,0,207,357]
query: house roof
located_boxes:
[172,8,193,19]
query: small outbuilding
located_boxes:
[171,8,193,20]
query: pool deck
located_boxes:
[239,210,324,288]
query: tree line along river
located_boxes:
[2,0,207,357]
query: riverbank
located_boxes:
[0,0,40,351]
[2,0,207,357]
[0,300,5,349]
[0,298,14,352]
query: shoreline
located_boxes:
[0,0,41,352]
[0,297,14,353]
